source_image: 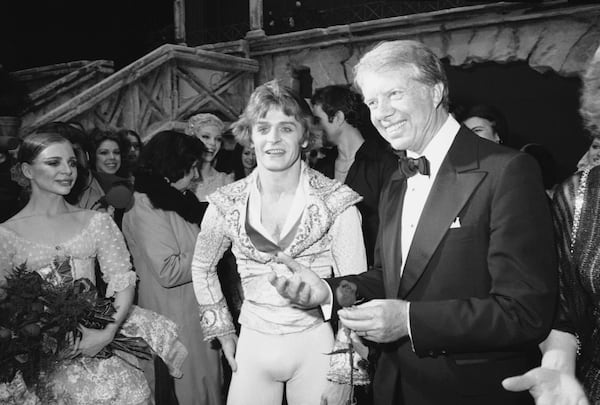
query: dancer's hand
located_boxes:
[502,367,589,405]
[268,252,330,308]
[320,381,352,405]
[218,333,238,372]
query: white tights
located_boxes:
[226,322,334,405]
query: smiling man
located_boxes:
[270,40,558,405]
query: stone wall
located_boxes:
[242,1,600,89]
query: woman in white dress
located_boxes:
[0,132,186,404]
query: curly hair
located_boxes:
[580,58,600,139]
[185,113,225,137]
[137,130,205,183]
[231,80,318,151]
[89,129,129,176]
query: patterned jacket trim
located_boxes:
[207,163,362,262]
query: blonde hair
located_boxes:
[185,113,225,137]
[580,59,600,138]
[230,80,318,152]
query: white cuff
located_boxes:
[407,302,415,351]
[321,280,334,321]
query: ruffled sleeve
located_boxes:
[191,204,235,340]
[92,213,137,297]
[120,305,188,378]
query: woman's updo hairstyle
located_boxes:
[18,132,71,164]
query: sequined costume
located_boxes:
[0,212,187,405]
[553,165,600,400]
[191,163,368,404]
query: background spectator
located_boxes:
[123,130,223,405]
[185,113,234,201]
[459,104,509,144]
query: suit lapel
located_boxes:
[381,169,407,298]
[398,128,486,298]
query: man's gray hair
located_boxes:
[353,40,449,110]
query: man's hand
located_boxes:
[338,299,408,343]
[502,367,589,405]
[217,333,238,372]
[320,381,352,405]
[267,252,330,308]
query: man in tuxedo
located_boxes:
[269,40,557,405]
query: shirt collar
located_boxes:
[248,163,307,242]
[407,115,460,179]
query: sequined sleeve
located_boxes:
[191,203,235,340]
[93,213,137,297]
[330,206,367,277]
[552,171,586,336]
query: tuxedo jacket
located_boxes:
[332,127,558,405]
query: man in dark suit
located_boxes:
[269,39,557,405]
[311,84,397,265]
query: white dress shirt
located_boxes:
[404,115,460,344]
[323,116,461,325]
[401,115,460,273]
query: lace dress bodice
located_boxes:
[0,211,154,404]
[0,212,137,297]
[554,166,600,400]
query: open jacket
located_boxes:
[191,163,367,339]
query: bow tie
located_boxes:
[397,155,430,178]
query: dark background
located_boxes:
[0,0,174,71]
[447,61,587,182]
[0,0,590,182]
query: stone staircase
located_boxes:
[12,44,258,140]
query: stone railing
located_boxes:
[22,44,259,140]
[15,60,115,130]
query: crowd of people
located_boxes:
[1,38,600,405]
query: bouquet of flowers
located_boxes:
[0,257,151,402]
